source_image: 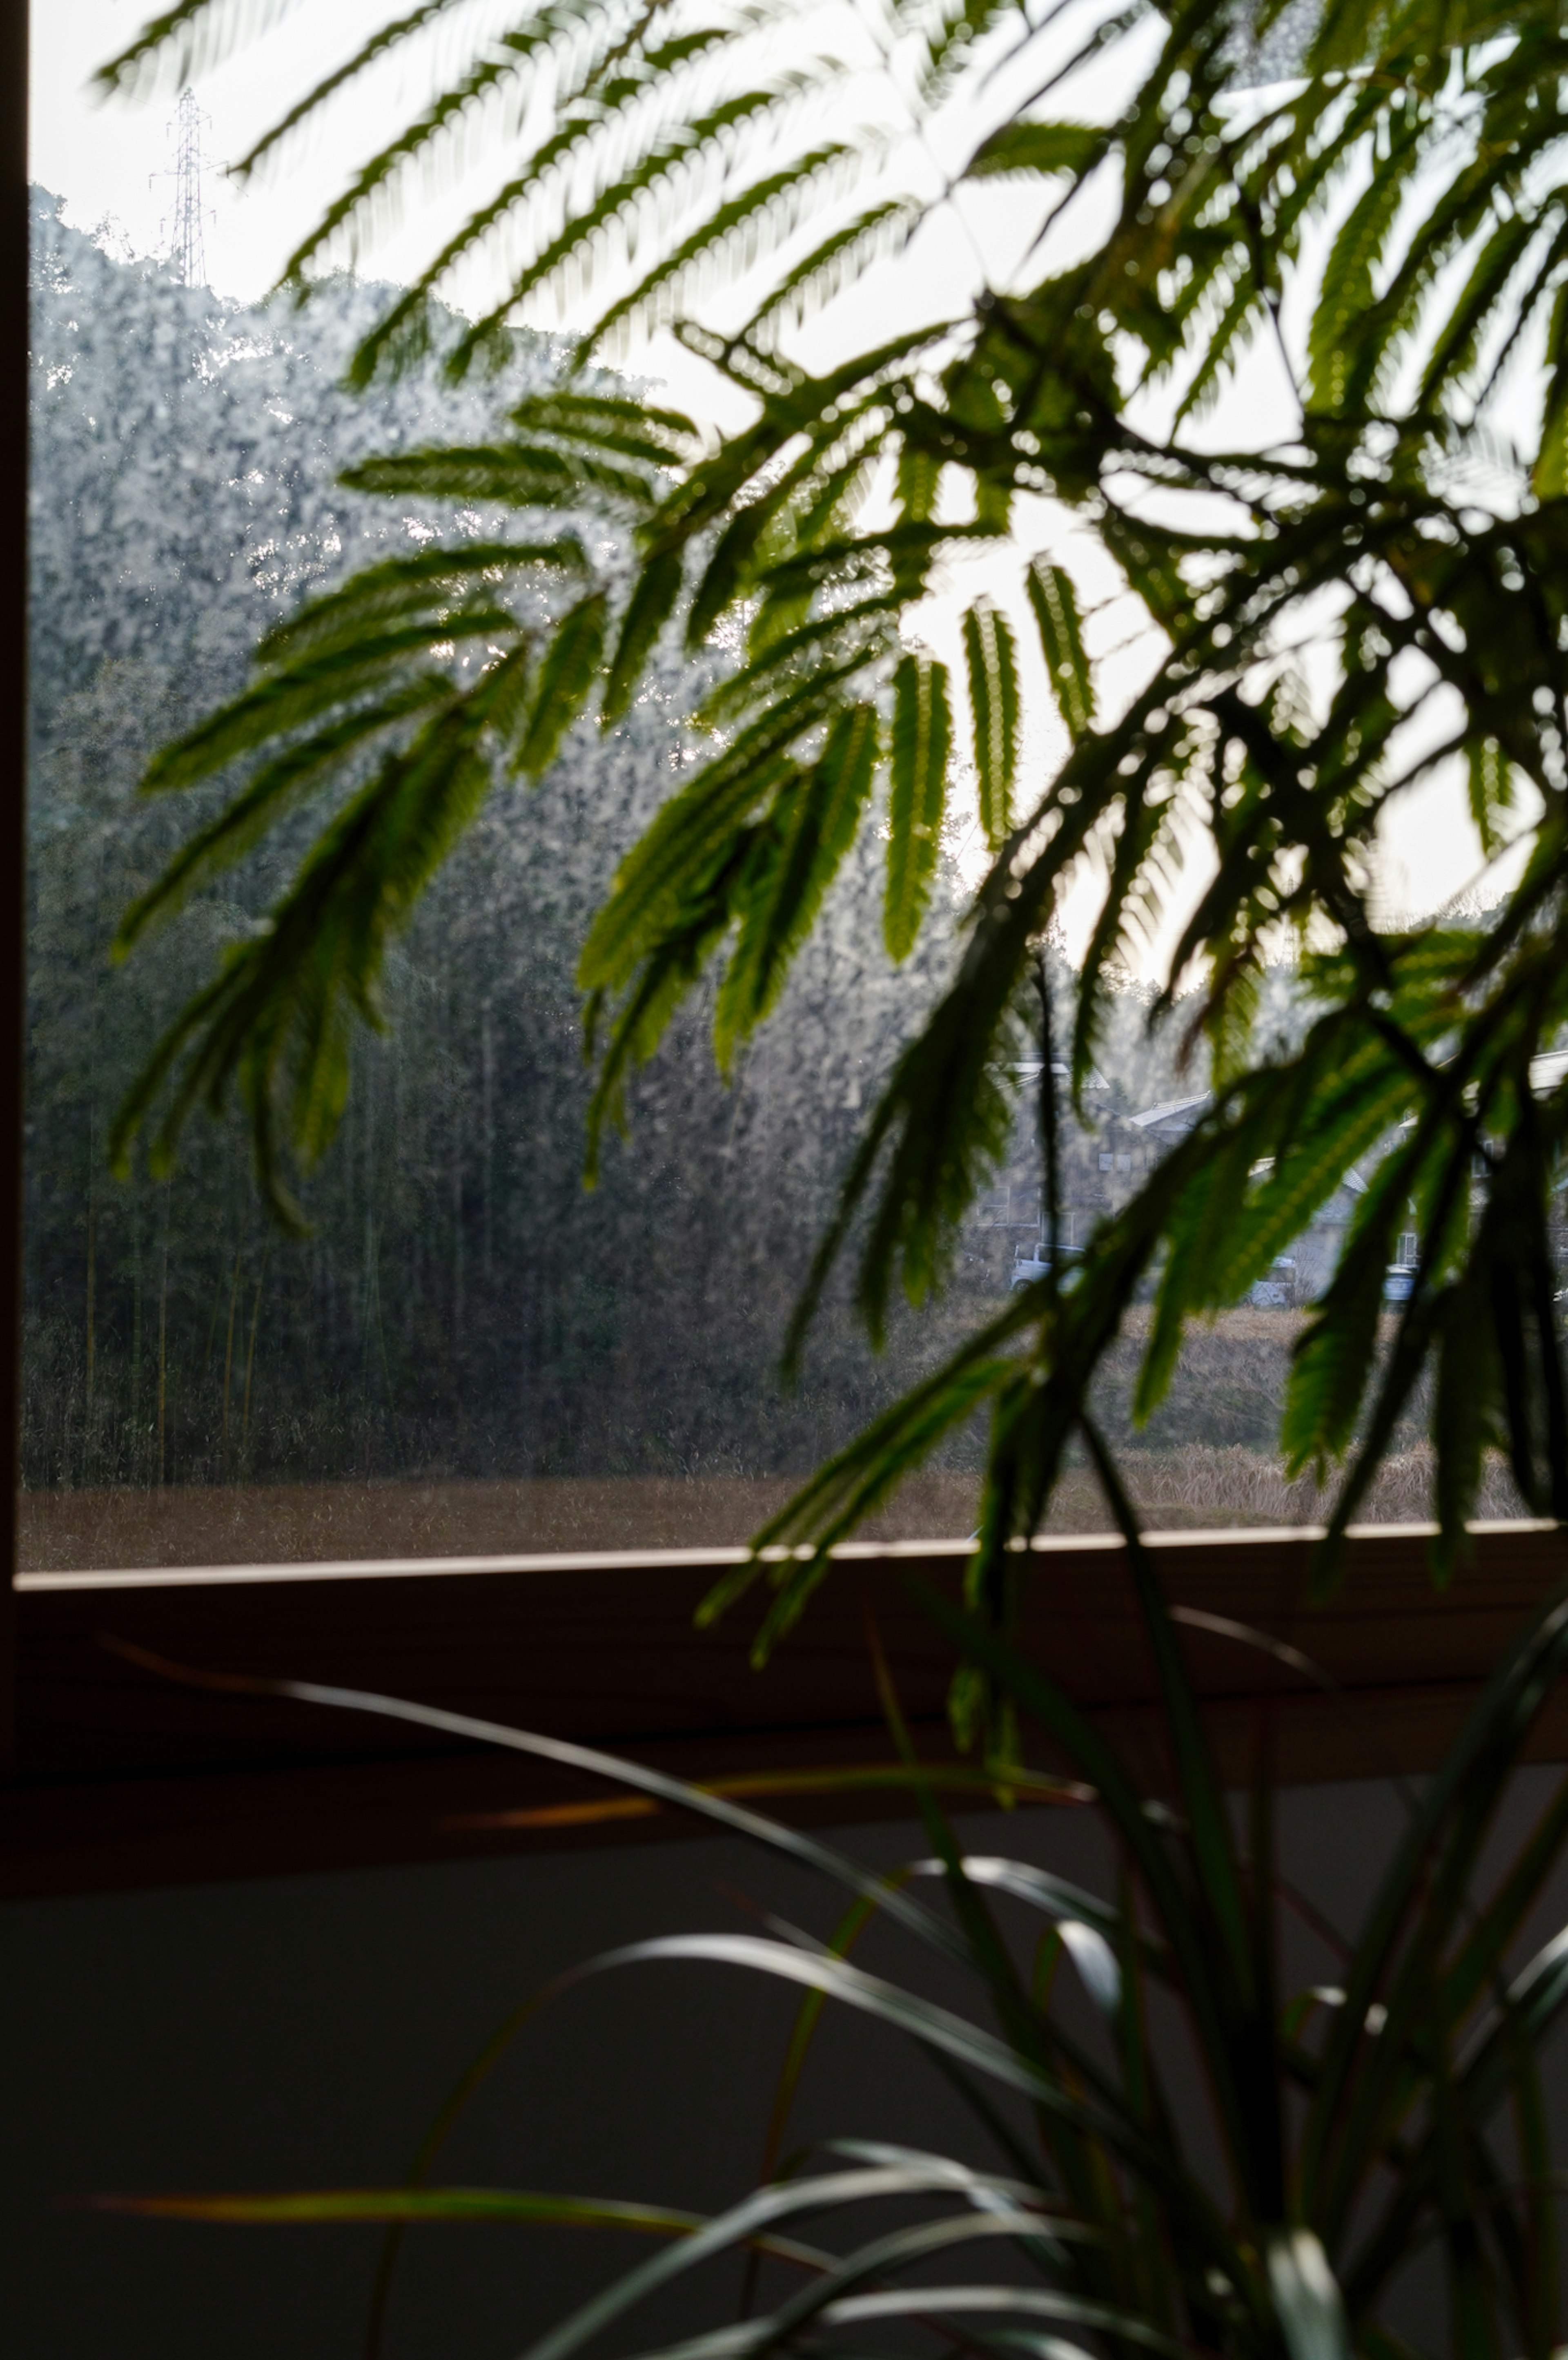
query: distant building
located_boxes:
[970,1039,1568,1303]
[966,1063,1163,1291]
[965,1067,1395,1305]
[1289,1167,1368,1296]
[1126,1092,1209,1149]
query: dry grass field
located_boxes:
[18,1306,1523,1570]
[18,1448,1528,1573]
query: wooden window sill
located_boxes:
[4,1521,1565,1898]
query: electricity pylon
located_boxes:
[154,88,214,288]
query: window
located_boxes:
[2,0,1555,1898]
[21,143,971,1571]
[19,6,1548,1604]
[0,0,22,1779]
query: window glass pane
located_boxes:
[23,18,978,1568]
[20,7,1532,1576]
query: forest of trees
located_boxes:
[23,190,994,1512]
[30,191,1457,1551]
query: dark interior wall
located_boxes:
[4,1773,1567,2360]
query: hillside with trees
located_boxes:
[27,193,1494,1557]
[23,192,979,1532]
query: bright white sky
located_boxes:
[32,0,1510,954]
[34,1,434,303]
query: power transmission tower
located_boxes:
[153,88,214,288]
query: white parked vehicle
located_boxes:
[1010,1240,1084,1291]
[1383,1264,1417,1304]
[1247,1256,1298,1309]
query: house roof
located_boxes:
[1010,1061,1110,1091]
[1128,1091,1210,1131]
[1250,1157,1368,1195]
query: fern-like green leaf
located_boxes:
[580,664,869,993]
[695,594,900,729]
[1537,283,1568,500]
[744,200,925,346]
[897,444,942,526]
[1467,736,1519,859]
[963,120,1103,181]
[505,389,699,471]
[142,623,508,794]
[1308,118,1422,412]
[340,442,661,515]
[115,676,455,954]
[256,541,582,669]
[884,652,951,961]
[347,38,736,384]
[271,40,538,294]
[584,143,862,358]
[1026,560,1094,742]
[603,551,684,727]
[715,701,881,1065]
[458,87,805,372]
[514,592,608,776]
[962,597,1020,849]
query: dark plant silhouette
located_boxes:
[98,6,1568,1618]
[101,1555,1568,2360]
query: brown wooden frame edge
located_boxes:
[0,0,29,1778]
[6,1519,1568,1900]
[3,39,1566,1905]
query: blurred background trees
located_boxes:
[24,194,987,1501]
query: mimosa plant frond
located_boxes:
[105,0,1568,1616]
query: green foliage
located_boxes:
[105,0,1568,1625]
[32,202,1008,1510]
[713,702,882,1068]
[111,1557,1568,2360]
[963,597,1020,849]
[965,121,1107,183]
[885,652,953,961]
[1027,559,1096,745]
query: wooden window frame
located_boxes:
[2,5,1565,1904]
[2,0,28,1789]
[6,1523,1568,1898]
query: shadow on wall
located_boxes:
[4,1771,1564,2360]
